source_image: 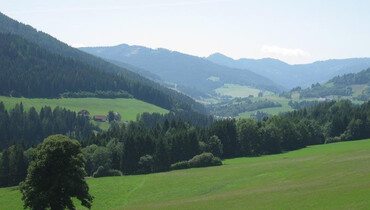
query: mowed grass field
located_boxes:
[0,96,169,122]
[1,139,369,209]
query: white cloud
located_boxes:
[260,45,312,57]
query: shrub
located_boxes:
[137,155,154,174]
[188,153,222,168]
[93,166,122,178]
[170,161,190,170]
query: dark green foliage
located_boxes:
[137,155,154,174]
[108,111,115,123]
[171,153,222,170]
[19,135,93,209]
[208,97,281,117]
[209,119,238,158]
[202,135,223,158]
[138,110,214,127]
[170,161,190,170]
[154,139,170,172]
[188,153,222,168]
[61,90,133,99]
[250,111,271,120]
[93,166,122,178]
[288,100,318,110]
[0,102,95,150]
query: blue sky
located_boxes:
[1,0,369,64]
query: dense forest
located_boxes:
[0,102,95,150]
[0,12,207,114]
[208,97,282,117]
[1,100,369,187]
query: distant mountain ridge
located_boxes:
[80,44,284,99]
[207,53,370,89]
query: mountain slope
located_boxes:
[207,53,370,89]
[0,33,176,109]
[0,12,206,113]
[297,68,370,100]
[80,44,284,98]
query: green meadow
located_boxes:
[215,84,273,98]
[1,139,369,209]
[0,96,169,122]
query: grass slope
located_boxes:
[1,139,370,209]
[215,83,273,98]
[0,96,168,122]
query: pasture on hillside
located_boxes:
[0,96,169,123]
[1,139,369,209]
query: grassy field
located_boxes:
[1,139,369,209]
[237,95,295,118]
[0,96,169,123]
[215,84,273,98]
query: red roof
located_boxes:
[93,115,106,119]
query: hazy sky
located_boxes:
[1,0,369,64]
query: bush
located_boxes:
[170,161,190,170]
[93,166,122,178]
[137,155,154,174]
[188,153,222,168]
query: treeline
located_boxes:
[208,97,281,117]
[0,144,29,187]
[2,100,369,186]
[61,90,133,99]
[329,68,370,86]
[299,85,352,98]
[80,100,369,176]
[284,100,370,142]
[288,100,318,110]
[138,111,214,127]
[0,102,95,150]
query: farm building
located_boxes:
[78,110,90,119]
[93,115,107,122]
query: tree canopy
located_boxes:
[19,135,93,210]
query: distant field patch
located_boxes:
[1,139,369,209]
[0,96,169,122]
[207,76,220,82]
[351,84,368,97]
[215,84,272,98]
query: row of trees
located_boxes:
[208,97,281,117]
[0,102,95,150]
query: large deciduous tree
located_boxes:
[19,135,93,209]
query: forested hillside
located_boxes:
[295,68,370,100]
[0,12,206,114]
[0,33,176,110]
